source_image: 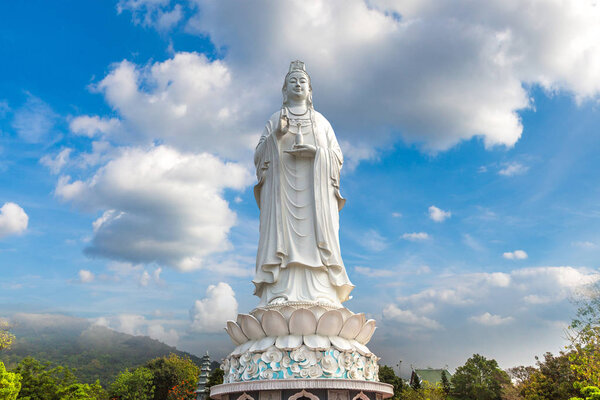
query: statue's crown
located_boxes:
[288,60,306,74]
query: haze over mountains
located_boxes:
[0,313,209,386]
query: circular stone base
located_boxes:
[210,379,393,400]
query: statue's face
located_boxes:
[285,71,310,102]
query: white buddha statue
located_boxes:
[253,61,354,307]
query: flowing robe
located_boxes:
[253,109,354,306]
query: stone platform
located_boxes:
[210,379,393,400]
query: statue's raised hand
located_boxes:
[276,107,289,138]
[284,144,317,158]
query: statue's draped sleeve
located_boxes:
[253,113,286,293]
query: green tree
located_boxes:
[440,370,451,395]
[110,368,154,400]
[378,365,405,400]
[401,382,446,400]
[0,320,15,351]
[0,361,22,400]
[513,352,579,400]
[451,354,510,400]
[569,283,600,386]
[571,386,600,400]
[206,368,223,389]
[13,356,106,400]
[145,354,199,400]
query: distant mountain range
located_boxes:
[0,313,210,387]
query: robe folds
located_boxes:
[252,109,354,306]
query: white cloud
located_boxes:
[11,94,57,143]
[78,269,95,283]
[0,202,28,239]
[98,313,180,346]
[0,100,10,118]
[354,266,395,278]
[40,148,72,174]
[428,205,451,222]
[503,250,528,260]
[499,162,529,176]
[117,0,183,31]
[392,212,402,218]
[55,145,251,271]
[402,232,430,241]
[383,304,443,330]
[69,115,120,138]
[189,282,238,333]
[470,312,514,326]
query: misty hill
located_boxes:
[0,313,203,387]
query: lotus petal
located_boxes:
[252,308,266,322]
[224,326,241,345]
[250,336,276,352]
[289,308,317,335]
[279,305,295,320]
[339,308,353,321]
[356,313,366,325]
[316,310,343,336]
[350,339,371,356]
[232,340,254,356]
[261,310,289,336]
[239,314,266,340]
[275,334,303,350]
[227,320,248,344]
[329,335,353,352]
[303,334,331,351]
[339,314,363,339]
[355,319,377,344]
[308,306,327,320]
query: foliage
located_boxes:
[109,368,154,400]
[570,386,600,400]
[568,283,600,387]
[0,361,21,400]
[401,382,446,400]
[13,356,106,400]
[450,354,510,400]
[512,352,579,400]
[378,365,404,400]
[0,321,15,351]
[145,354,200,400]
[167,379,196,400]
[206,368,223,389]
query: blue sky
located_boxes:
[1,0,600,374]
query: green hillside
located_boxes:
[0,313,203,387]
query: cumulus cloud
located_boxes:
[55,145,251,270]
[503,250,528,260]
[402,232,430,241]
[78,269,95,283]
[0,202,28,239]
[11,94,57,143]
[470,312,514,326]
[40,148,72,174]
[499,162,529,176]
[428,205,451,222]
[189,282,238,333]
[69,115,120,138]
[383,304,443,330]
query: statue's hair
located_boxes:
[282,70,313,109]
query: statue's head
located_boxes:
[282,60,313,108]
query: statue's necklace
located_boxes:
[287,107,309,117]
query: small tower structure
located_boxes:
[196,352,212,400]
